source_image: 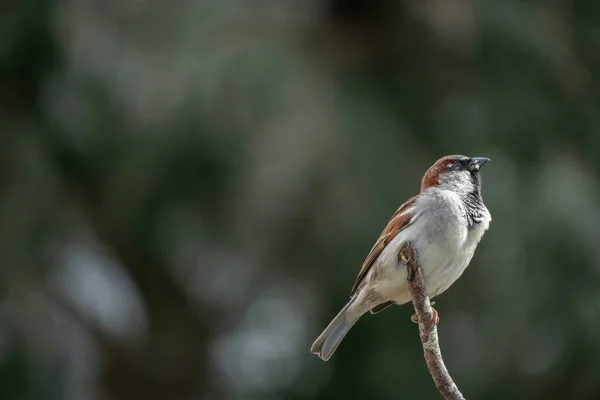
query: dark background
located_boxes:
[2,1,600,399]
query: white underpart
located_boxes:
[360,188,491,309]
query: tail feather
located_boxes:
[310,299,362,361]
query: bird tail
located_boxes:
[310,298,363,361]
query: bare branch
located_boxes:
[400,242,465,400]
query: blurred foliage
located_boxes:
[2,0,600,399]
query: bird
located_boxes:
[310,155,491,361]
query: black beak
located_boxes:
[467,157,490,171]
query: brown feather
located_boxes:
[421,155,463,190]
[350,196,417,296]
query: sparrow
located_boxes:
[310,155,491,361]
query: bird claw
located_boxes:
[411,307,439,326]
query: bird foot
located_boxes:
[411,306,439,326]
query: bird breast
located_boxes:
[370,189,490,304]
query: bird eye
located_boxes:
[447,160,463,170]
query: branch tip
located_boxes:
[400,242,465,400]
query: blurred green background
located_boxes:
[2,1,600,399]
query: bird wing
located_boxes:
[350,196,418,296]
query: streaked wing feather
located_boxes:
[350,196,417,296]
